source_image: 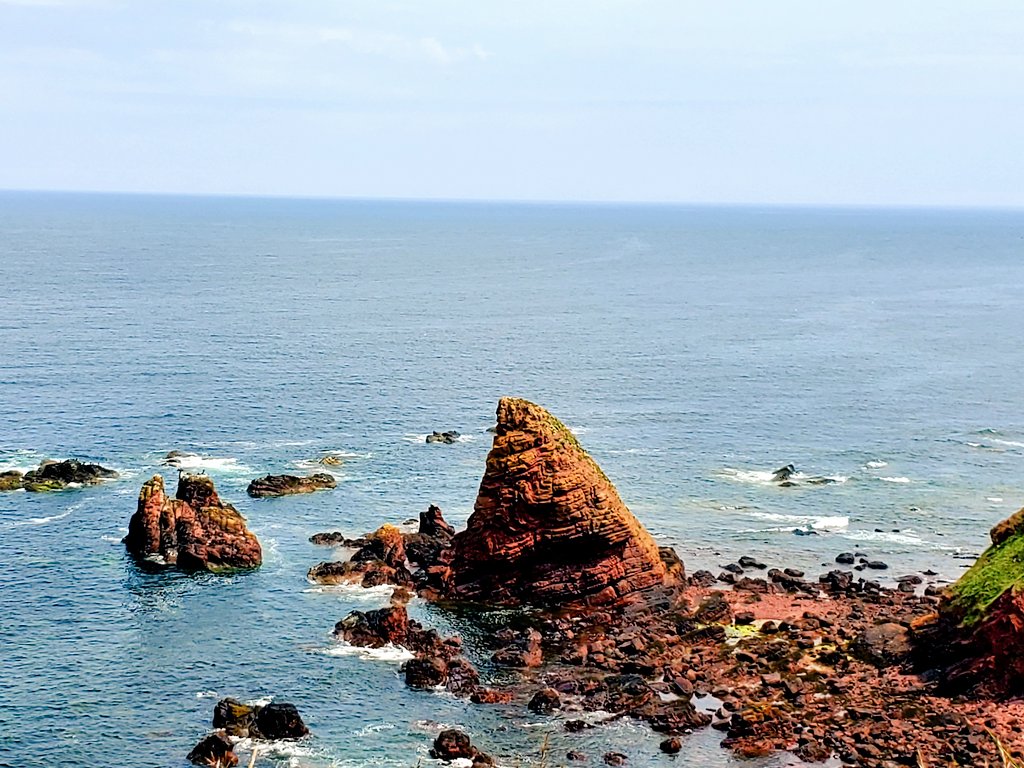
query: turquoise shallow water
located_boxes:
[1,193,1023,767]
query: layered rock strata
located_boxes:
[446,397,682,608]
[124,474,262,571]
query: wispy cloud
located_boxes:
[227,21,491,65]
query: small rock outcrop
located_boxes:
[1,459,119,492]
[187,732,237,766]
[430,729,493,764]
[308,524,413,587]
[426,430,461,444]
[124,474,262,572]
[212,697,309,740]
[445,397,682,608]
[246,473,336,498]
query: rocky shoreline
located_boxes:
[299,398,1024,767]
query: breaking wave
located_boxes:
[318,641,414,662]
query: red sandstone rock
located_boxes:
[308,524,413,587]
[124,474,262,571]
[447,397,681,608]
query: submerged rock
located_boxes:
[123,474,262,571]
[445,397,682,608]
[16,459,117,492]
[426,430,461,444]
[246,473,336,498]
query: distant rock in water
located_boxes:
[771,464,796,482]
[0,470,23,491]
[912,503,1024,695]
[0,459,118,492]
[162,450,197,467]
[246,473,336,498]
[186,732,237,767]
[426,430,460,444]
[124,474,262,572]
[444,397,683,608]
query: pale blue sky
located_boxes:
[1,0,1022,205]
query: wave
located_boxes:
[18,509,74,526]
[745,511,849,532]
[987,497,1005,503]
[879,476,911,484]
[992,439,1024,448]
[302,583,399,602]
[864,460,888,469]
[318,641,414,662]
[842,529,928,547]
[719,468,848,487]
[195,690,218,699]
[164,454,252,474]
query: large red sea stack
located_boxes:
[448,397,681,608]
[124,474,262,572]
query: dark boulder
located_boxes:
[187,732,237,766]
[527,687,562,713]
[426,431,461,444]
[252,702,309,740]
[403,656,448,689]
[21,459,117,492]
[246,473,336,498]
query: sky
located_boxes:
[0,0,1022,206]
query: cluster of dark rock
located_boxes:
[0,458,118,492]
[187,698,309,766]
[426,430,461,444]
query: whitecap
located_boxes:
[195,690,218,699]
[879,476,911,484]
[354,723,396,736]
[232,737,314,762]
[843,529,927,547]
[992,439,1024,448]
[567,425,589,435]
[745,511,849,532]
[100,535,122,543]
[865,460,888,469]
[987,497,1004,503]
[719,468,787,485]
[165,455,252,474]
[302,583,398,602]
[247,695,273,707]
[318,641,414,662]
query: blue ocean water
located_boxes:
[1,192,1023,768]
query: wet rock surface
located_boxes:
[124,474,261,571]
[246,472,336,497]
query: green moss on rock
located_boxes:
[946,529,1024,627]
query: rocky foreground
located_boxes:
[309,398,1024,767]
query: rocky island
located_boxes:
[124,473,262,571]
[0,458,118,492]
[246,472,337,497]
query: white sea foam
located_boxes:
[232,737,315,765]
[195,690,218,699]
[992,439,1024,448]
[746,511,849,532]
[20,510,74,526]
[865,460,888,469]
[720,468,788,485]
[879,476,911,484]
[842,529,927,547]
[354,722,396,736]
[247,695,273,707]
[303,583,398,602]
[165,455,252,474]
[101,535,122,543]
[987,497,1005,503]
[319,641,414,662]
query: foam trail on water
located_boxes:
[880,476,911,484]
[166,455,252,474]
[318,641,414,662]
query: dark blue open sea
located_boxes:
[2,192,1024,768]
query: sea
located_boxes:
[1,191,1023,768]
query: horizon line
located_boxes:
[1,186,1023,213]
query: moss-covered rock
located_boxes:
[944,507,1024,627]
[0,470,24,491]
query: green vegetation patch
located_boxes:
[946,531,1024,627]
